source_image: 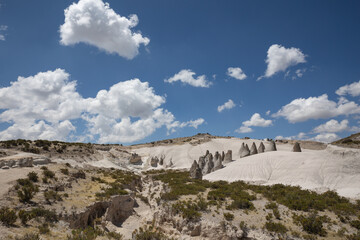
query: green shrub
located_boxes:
[264,221,287,234]
[106,232,124,240]
[293,213,327,236]
[224,212,234,221]
[0,207,17,226]
[43,169,55,178]
[44,190,62,204]
[72,170,86,179]
[30,208,58,223]
[18,209,31,225]
[27,172,38,182]
[38,223,50,234]
[67,226,104,240]
[42,177,48,183]
[17,182,39,203]
[60,168,69,175]
[172,200,204,221]
[15,233,40,240]
[17,178,32,186]
[350,220,360,230]
[132,226,166,240]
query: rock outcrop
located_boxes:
[292,142,302,152]
[198,156,206,170]
[258,142,265,153]
[68,195,136,229]
[239,143,250,158]
[267,141,277,151]
[129,153,142,165]
[223,150,232,163]
[202,153,214,174]
[250,142,258,155]
[213,151,223,171]
[189,160,202,179]
[150,157,159,167]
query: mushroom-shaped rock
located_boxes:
[292,142,302,152]
[239,143,250,158]
[250,142,258,155]
[258,142,265,153]
[224,150,232,163]
[190,160,203,179]
[267,141,277,151]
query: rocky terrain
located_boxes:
[0,134,359,240]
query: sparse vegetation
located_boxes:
[293,212,328,236]
[0,207,17,226]
[223,212,234,221]
[264,221,288,234]
[27,171,39,182]
[132,226,166,240]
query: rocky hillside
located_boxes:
[332,132,360,149]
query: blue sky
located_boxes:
[0,0,360,144]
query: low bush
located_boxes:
[17,181,39,203]
[293,213,328,236]
[68,226,104,240]
[60,168,69,175]
[18,209,31,225]
[264,221,288,234]
[44,190,62,204]
[43,169,55,179]
[132,226,166,240]
[27,172,38,182]
[38,223,50,234]
[0,207,17,226]
[224,212,234,221]
[15,233,40,240]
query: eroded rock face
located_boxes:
[150,157,159,167]
[213,152,223,171]
[198,156,206,170]
[239,143,250,158]
[68,195,136,229]
[224,150,232,163]
[202,153,214,174]
[293,142,302,152]
[129,153,142,165]
[267,141,277,151]
[221,151,225,162]
[190,160,202,179]
[0,156,50,169]
[104,195,136,227]
[258,142,265,153]
[250,142,258,155]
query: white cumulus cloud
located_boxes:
[227,67,247,80]
[0,69,204,143]
[0,25,8,41]
[336,80,360,97]
[59,0,149,59]
[313,119,349,133]
[312,133,340,143]
[260,44,306,79]
[235,113,272,134]
[164,69,211,88]
[217,99,236,112]
[273,94,360,123]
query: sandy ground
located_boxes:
[0,167,41,197]
[133,138,360,199]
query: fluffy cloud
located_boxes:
[59,0,149,59]
[243,113,272,127]
[235,126,253,134]
[0,69,204,143]
[0,25,7,41]
[313,119,349,133]
[217,99,236,112]
[312,133,340,143]
[235,113,272,134]
[260,44,306,79]
[164,69,211,88]
[336,80,360,97]
[273,94,360,123]
[227,67,247,80]
[275,132,307,141]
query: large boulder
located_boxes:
[258,142,265,153]
[250,142,258,155]
[292,142,302,152]
[223,150,232,163]
[239,143,250,158]
[189,160,203,179]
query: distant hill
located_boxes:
[331,132,360,148]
